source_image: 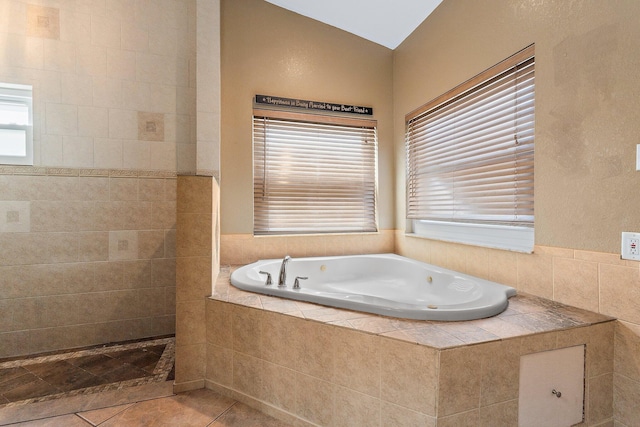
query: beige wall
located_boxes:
[394,0,640,254]
[393,2,640,425]
[218,1,640,425]
[0,0,197,357]
[220,0,394,234]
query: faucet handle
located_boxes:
[293,276,308,290]
[259,271,272,286]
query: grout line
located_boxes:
[207,401,238,426]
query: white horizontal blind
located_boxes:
[406,47,535,227]
[253,112,378,235]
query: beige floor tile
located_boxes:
[211,402,292,427]
[101,389,233,427]
[76,403,133,425]
[8,414,91,426]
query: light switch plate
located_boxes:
[637,144,640,171]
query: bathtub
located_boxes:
[230,253,516,321]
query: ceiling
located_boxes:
[264,0,443,50]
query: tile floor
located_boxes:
[0,337,291,426]
[3,388,291,426]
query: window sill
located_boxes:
[409,220,534,253]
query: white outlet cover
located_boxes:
[621,232,640,261]
[637,144,640,171]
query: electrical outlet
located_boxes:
[621,232,640,260]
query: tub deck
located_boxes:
[214,265,612,350]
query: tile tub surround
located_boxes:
[0,167,177,358]
[205,267,614,426]
[220,231,395,266]
[393,234,640,426]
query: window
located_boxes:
[0,83,33,165]
[406,45,535,252]
[253,109,377,235]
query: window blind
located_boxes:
[253,110,378,235]
[406,46,535,226]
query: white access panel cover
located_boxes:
[519,345,585,427]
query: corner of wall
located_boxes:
[174,175,219,392]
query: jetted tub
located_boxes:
[230,253,516,321]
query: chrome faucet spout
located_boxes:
[278,255,291,287]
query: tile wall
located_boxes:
[394,233,640,427]
[174,175,219,392]
[0,0,196,357]
[0,0,197,173]
[218,232,640,425]
[0,167,176,358]
[220,230,395,266]
[204,296,614,426]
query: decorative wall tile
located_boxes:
[0,201,30,233]
[109,230,139,261]
[27,5,60,39]
[138,112,165,142]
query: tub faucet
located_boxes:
[278,255,291,287]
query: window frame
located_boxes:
[0,83,34,166]
[405,45,535,253]
[253,108,378,236]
